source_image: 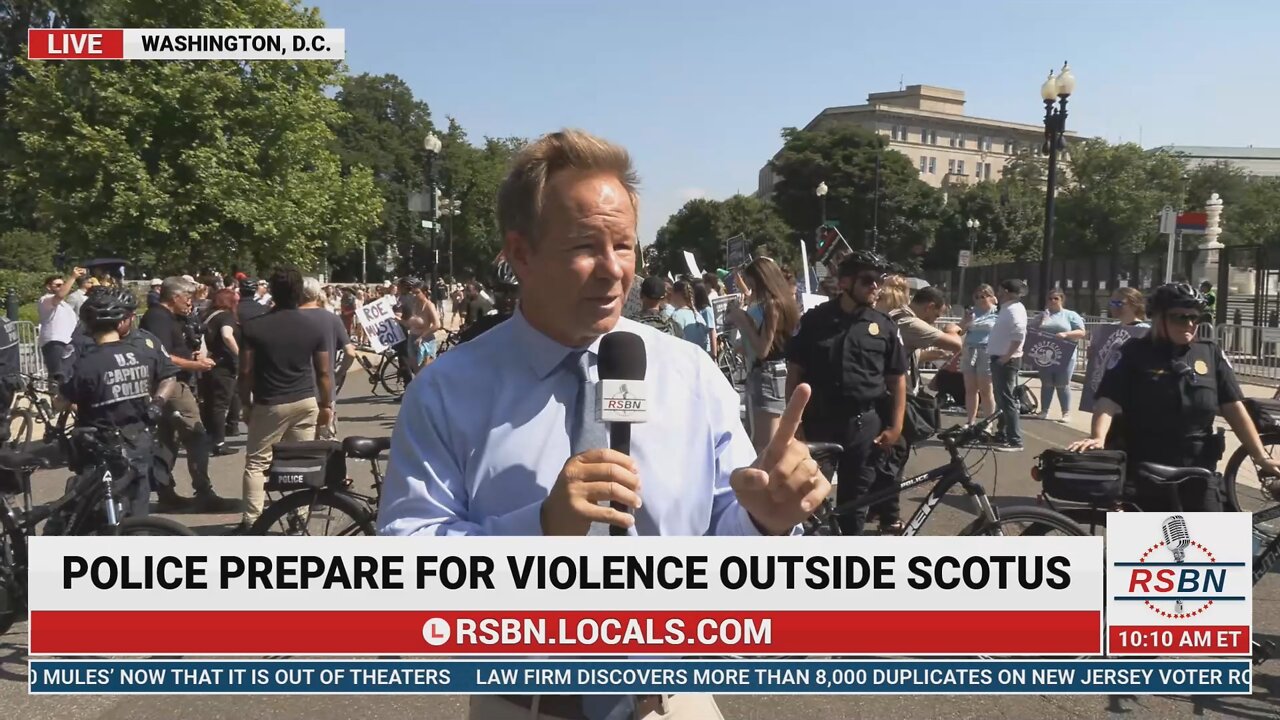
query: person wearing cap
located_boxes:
[632,275,680,337]
[785,250,907,536]
[254,278,272,306]
[146,277,163,308]
[237,277,268,323]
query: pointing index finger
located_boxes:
[758,383,811,469]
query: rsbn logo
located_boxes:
[1116,514,1246,620]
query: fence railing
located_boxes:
[1216,324,1280,383]
[15,320,44,377]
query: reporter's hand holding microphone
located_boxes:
[539,332,830,536]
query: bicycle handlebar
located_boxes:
[937,413,1001,449]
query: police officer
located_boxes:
[60,287,180,517]
[1069,283,1280,510]
[786,250,907,535]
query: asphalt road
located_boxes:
[5,378,1279,719]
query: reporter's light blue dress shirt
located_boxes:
[377,309,766,536]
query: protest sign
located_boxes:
[1023,330,1079,376]
[726,235,749,269]
[1078,323,1148,412]
[356,297,406,353]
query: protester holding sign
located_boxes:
[1029,290,1086,422]
[1108,286,1150,328]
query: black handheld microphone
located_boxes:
[597,331,648,536]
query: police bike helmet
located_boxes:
[1147,282,1206,317]
[837,249,891,278]
[80,286,138,326]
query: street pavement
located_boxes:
[5,369,1279,719]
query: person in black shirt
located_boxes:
[238,266,333,531]
[300,277,355,438]
[199,288,241,456]
[455,261,519,344]
[237,277,268,323]
[0,318,20,444]
[1070,283,1280,511]
[60,287,179,517]
[139,276,239,513]
[464,281,495,326]
[786,250,906,535]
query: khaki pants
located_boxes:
[466,694,723,720]
[154,383,212,495]
[241,397,318,522]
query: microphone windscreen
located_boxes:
[599,331,646,381]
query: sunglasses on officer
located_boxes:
[1164,311,1200,326]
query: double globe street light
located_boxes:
[423,132,443,280]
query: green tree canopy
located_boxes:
[649,194,795,277]
[1055,140,1186,256]
[5,0,382,276]
[769,125,945,270]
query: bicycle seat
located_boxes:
[343,436,391,459]
[1135,462,1214,485]
[805,442,843,480]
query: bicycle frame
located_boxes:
[831,453,1001,536]
[1253,503,1280,585]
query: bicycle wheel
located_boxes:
[1222,430,1280,512]
[113,516,197,536]
[961,505,1088,536]
[250,488,375,536]
[378,355,408,396]
[4,408,34,453]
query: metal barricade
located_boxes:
[15,320,44,377]
[1215,323,1280,382]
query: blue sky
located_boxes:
[315,0,1279,245]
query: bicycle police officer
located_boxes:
[0,316,19,444]
[60,287,181,517]
[1069,282,1280,510]
[786,249,907,535]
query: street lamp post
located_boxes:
[962,217,980,304]
[1039,62,1074,306]
[815,181,828,225]
[423,132,443,280]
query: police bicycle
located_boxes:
[5,373,75,455]
[802,414,1087,538]
[248,436,389,536]
[0,427,194,636]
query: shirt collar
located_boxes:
[509,308,606,380]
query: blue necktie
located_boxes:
[568,350,611,536]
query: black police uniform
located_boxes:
[1096,335,1240,512]
[0,319,21,443]
[787,298,907,535]
[61,334,178,517]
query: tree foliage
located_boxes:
[0,228,55,271]
[649,194,795,277]
[925,150,1049,269]
[769,125,945,270]
[435,119,524,282]
[1054,140,1186,256]
[330,72,434,281]
[4,0,382,275]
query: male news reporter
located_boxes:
[378,129,829,719]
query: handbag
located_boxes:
[901,389,940,444]
[1036,448,1126,504]
[264,440,346,491]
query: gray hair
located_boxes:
[159,276,198,302]
[302,276,324,303]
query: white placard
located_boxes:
[682,251,702,278]
[356,296,406,353]
[801,292,828,312]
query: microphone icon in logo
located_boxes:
[1161,514,1191,614]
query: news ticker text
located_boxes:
[28,659,1252,695]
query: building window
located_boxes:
[920,128,928,143]
[947,159,956,174]
[985,162,992,179]
[919,156,928,174]
[929,157,936,174]
[930,130,938,145]
[949,134,957,148]
[957,160,965,175]
[1004,140,1014,154]
[958,135,966,149]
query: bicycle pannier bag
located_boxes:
[1036,448,1126,504]
[265,440,346,491]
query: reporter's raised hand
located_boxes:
[730,383,831,535]
[541,449,643,535]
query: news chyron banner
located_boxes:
[1106,512,1254,656]
[28,29,344,61]
[29,536,1102,658]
